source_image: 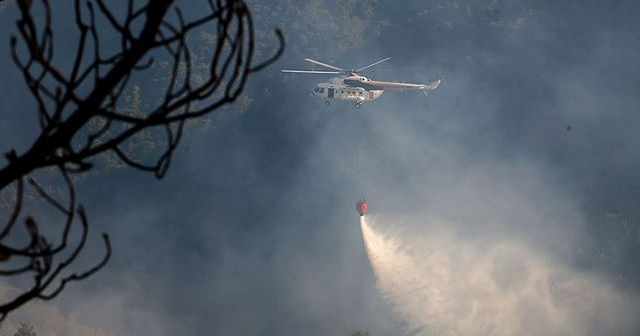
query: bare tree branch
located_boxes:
[0,0,283,321]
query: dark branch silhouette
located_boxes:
[0,0,283,322]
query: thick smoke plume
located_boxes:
[360,215,639,336]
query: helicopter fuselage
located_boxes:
[312,76,384,108]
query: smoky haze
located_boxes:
[1,1,640,336]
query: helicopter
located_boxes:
[282,57,442,108]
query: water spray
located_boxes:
[358,214,639,336]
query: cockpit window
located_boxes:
[319,88,325,93]
[314,87,320,93]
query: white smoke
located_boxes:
[360,215,640,336]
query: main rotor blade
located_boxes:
[304,58,345,71]
[282,70,342,74]
[356,57,391,72]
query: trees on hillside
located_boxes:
[0,0,282,321]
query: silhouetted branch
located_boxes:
[0,168,112,322]
[0,0,283,322]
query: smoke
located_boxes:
[359,214,640,336]
[2,1,640,335]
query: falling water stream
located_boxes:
[359,214,639,336]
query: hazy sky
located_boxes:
[1,1,640,335]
